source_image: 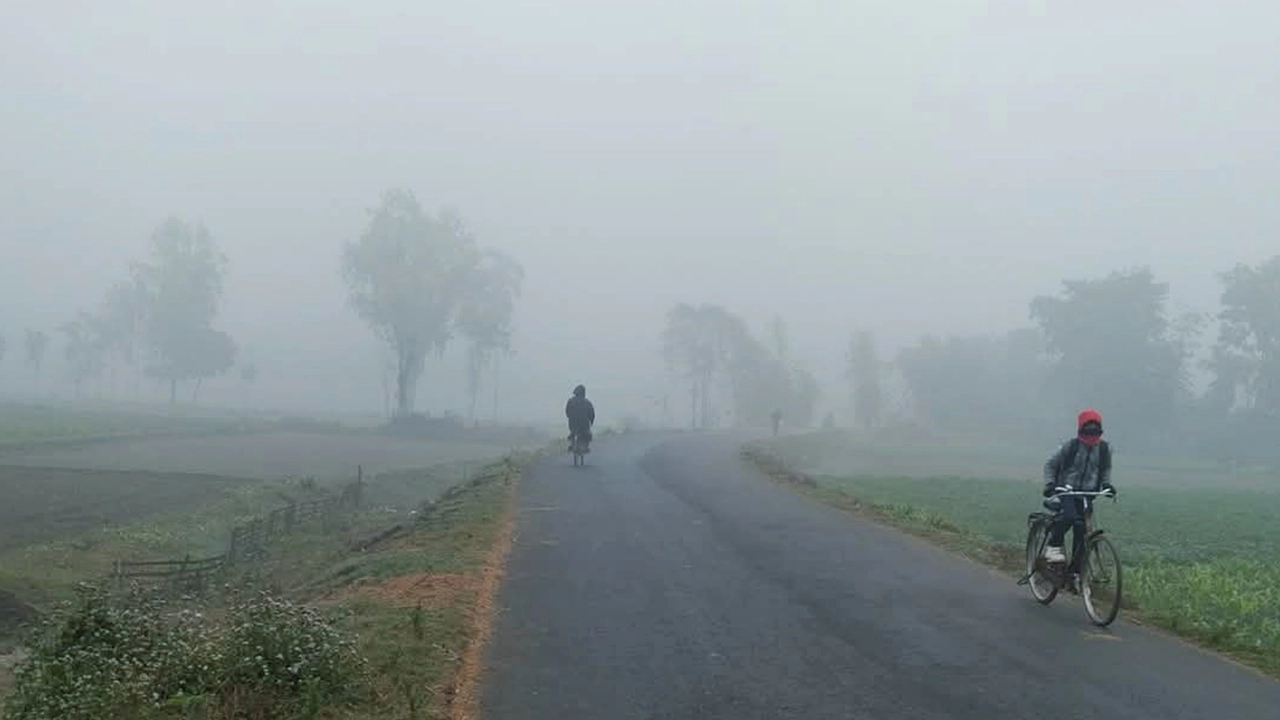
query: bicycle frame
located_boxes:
[1019,488,1115,587]
[1055,489,1114,544]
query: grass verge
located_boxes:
[233,453,529,719]
[0,452,532,718]
[743,443,1280,680]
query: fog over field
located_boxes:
[3,2,1280,435]
[7,6,1280,712]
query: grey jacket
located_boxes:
[1043,439,1112,492]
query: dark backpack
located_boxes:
[1055,437,1111,486]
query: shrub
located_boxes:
[5,585,368,720]
[220,591,369,712]
[5,584,211,720]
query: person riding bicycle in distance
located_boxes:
[566,384,595,452]
[1042,408,1116,568]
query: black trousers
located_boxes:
[1048,497,1089,572]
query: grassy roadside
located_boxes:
[743,446,1029,576]
[0,451,532,719]
[743,443,1280,681]
[243,454,530,719]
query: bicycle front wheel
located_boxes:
[1082,535,1123,626]
[1024,520,1058,604]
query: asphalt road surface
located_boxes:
[482,432,1280,719]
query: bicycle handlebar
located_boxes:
[1049,486,1116,499]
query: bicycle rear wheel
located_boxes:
[1082,535,1122,626]
[1024,520,1058,604]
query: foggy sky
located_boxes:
[4,2,1280,420]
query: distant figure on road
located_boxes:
[770,408,782,436]
[566,384,596,452]
[1041,408,1115,572]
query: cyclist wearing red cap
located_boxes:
[1041,409,1116,568]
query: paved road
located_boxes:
[482,432,1280,719]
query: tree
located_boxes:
[786,365,821,428]
[60,312,108,398]
[728,327,821,429]
[661,303,735,428]
[1030,267,1195,439]
[237,362,258,410]
[769,316,788,364]
[1212,255,1280,413]
[894,328,1051,432]
[723,332,779,425]
[457,249,524,423]
[374,343,397,419]
[846,330,883,429]
[25,329,48,381]
[896,334,1001,428]
[662,303,820,429]
[133,217,237,403]
[341,190,493,417]
[97,278,149,397]
[998,327,1053,417]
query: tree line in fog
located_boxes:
[839,263,1280,459]
[7,195,1280,463]
[0,189,523,424]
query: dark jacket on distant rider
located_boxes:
[566,393,595,440]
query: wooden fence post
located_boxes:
[228,527,239,565]
[174,554,189,595]
[355,465,363,508]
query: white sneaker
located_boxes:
[1043,545,1066,563]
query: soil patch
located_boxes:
[0,591,37,634]
[322,572,479,609]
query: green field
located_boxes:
[0,466,254,552]
[0,402,249,449]
[766,428,1279,489]
[819,474,1280,564]
[0,404,523,634]
[0,473,326,613]
[0,454,504,613]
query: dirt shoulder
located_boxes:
[243,452,535,719]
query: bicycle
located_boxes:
[1018,487,1123,627]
